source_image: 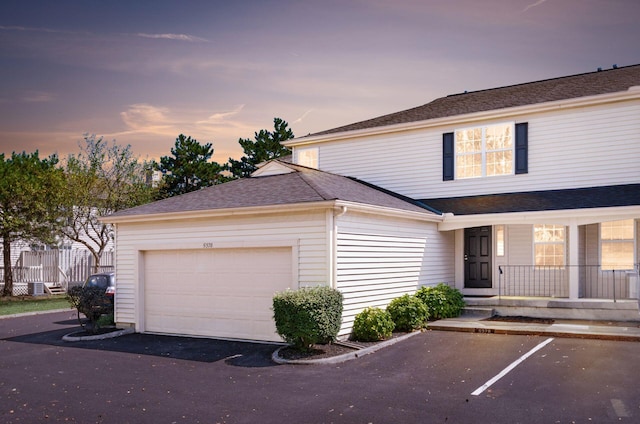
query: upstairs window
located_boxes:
[455,123,514,179]
[533,224,565,267]
[296,147,318,169]
[443,122,527,181]
[601,219,635,270]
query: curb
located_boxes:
[62,327,135,342]
[0,308,74,320]
[272,330,422,365]
[428,320,640,342]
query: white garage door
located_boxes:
[143,247,293,342]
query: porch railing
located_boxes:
[498,264,639,301]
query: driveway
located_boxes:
[1,311,638,423]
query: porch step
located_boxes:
[463,297,640,322]
[461,307,495,318]
[45,285,66,295]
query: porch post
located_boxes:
[568,220,579,299]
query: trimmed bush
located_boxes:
[387,294,429,331]
[415,283,465,320]
[272,286,343,351]
[352,307,395,342]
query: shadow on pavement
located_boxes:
[3,328,281,368]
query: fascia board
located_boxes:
[283,88,640,147]
[100,200,443,224]
[334,200,443,222]
[438,205,640,231]
[100,201,338,224]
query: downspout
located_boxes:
[330,206,348,290]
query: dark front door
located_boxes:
[464,226,492,288]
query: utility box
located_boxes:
[28,282,44,296]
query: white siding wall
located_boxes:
[306,100,640,199]
[335,212,453,335]
[114,211,328,325]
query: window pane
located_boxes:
[534,225,565,242]
[486,150,513,176]
[496,225,505,257]
[602,242,634,269]
[601,219,634,240]
[456,153,481,178]
[486,124,512,150]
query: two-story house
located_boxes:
[104,64,640,341]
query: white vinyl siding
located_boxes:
[113,211,328,325]
[334,212,453,336]
[307,100,640,199]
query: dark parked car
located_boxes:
[83,271,116,303]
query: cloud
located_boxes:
[522,0,548,13]
[119,103,173,133]
[136,33,208,42]
[293,109,314,124]
[199,104,245,123]
[21,91,56,103]
[0,25,68,34]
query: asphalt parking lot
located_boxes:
[1,310,639,423]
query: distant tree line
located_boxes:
[0,117,294,296]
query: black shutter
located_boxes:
[515,123,528,174]
[443,132,454,181]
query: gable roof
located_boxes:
[106,161,439,220]
[308,64,640,137]
[420,184,640,216]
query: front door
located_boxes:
[464,226,492,288]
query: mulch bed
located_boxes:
[486,316,555,324]
[277,331,411,361]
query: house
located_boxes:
[104,64,640,342]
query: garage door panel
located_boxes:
[144,247,292,341]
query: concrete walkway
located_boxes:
[429,315,640,342]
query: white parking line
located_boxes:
[471,337,554,396]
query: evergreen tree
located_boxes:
[228,117,294,179]
[157,134,227,198]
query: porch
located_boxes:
[0,249,114,296]
[465,264,640,322]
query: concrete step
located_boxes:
[461,307,494,318]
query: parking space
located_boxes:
[1,311,638,423]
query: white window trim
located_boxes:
[454,121,515,179]
[600,219,636,270]
[533,224,566,268]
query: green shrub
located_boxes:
[415,283,465,320]
[352,307,395,342]
[387,294,429,331]
[67,285,114,333]
[272,286,343,351]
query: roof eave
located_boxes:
[438,205,640,231]
[101,199,443,225]
[284,86,640,147]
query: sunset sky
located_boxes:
[1,0,638,163]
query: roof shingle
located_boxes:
[310,64,640,137]
[107,161,438,218]
[420,184,640,215]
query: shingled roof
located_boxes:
[107,161,438,219]
[310,64,640,137]
[420,184,640,216]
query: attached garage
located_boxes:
[103,160,445,342]
[143,247,293,342]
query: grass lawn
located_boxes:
[0,295,71,316]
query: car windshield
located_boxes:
[86,275,111,290]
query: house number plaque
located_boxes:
[202,242,214,248]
